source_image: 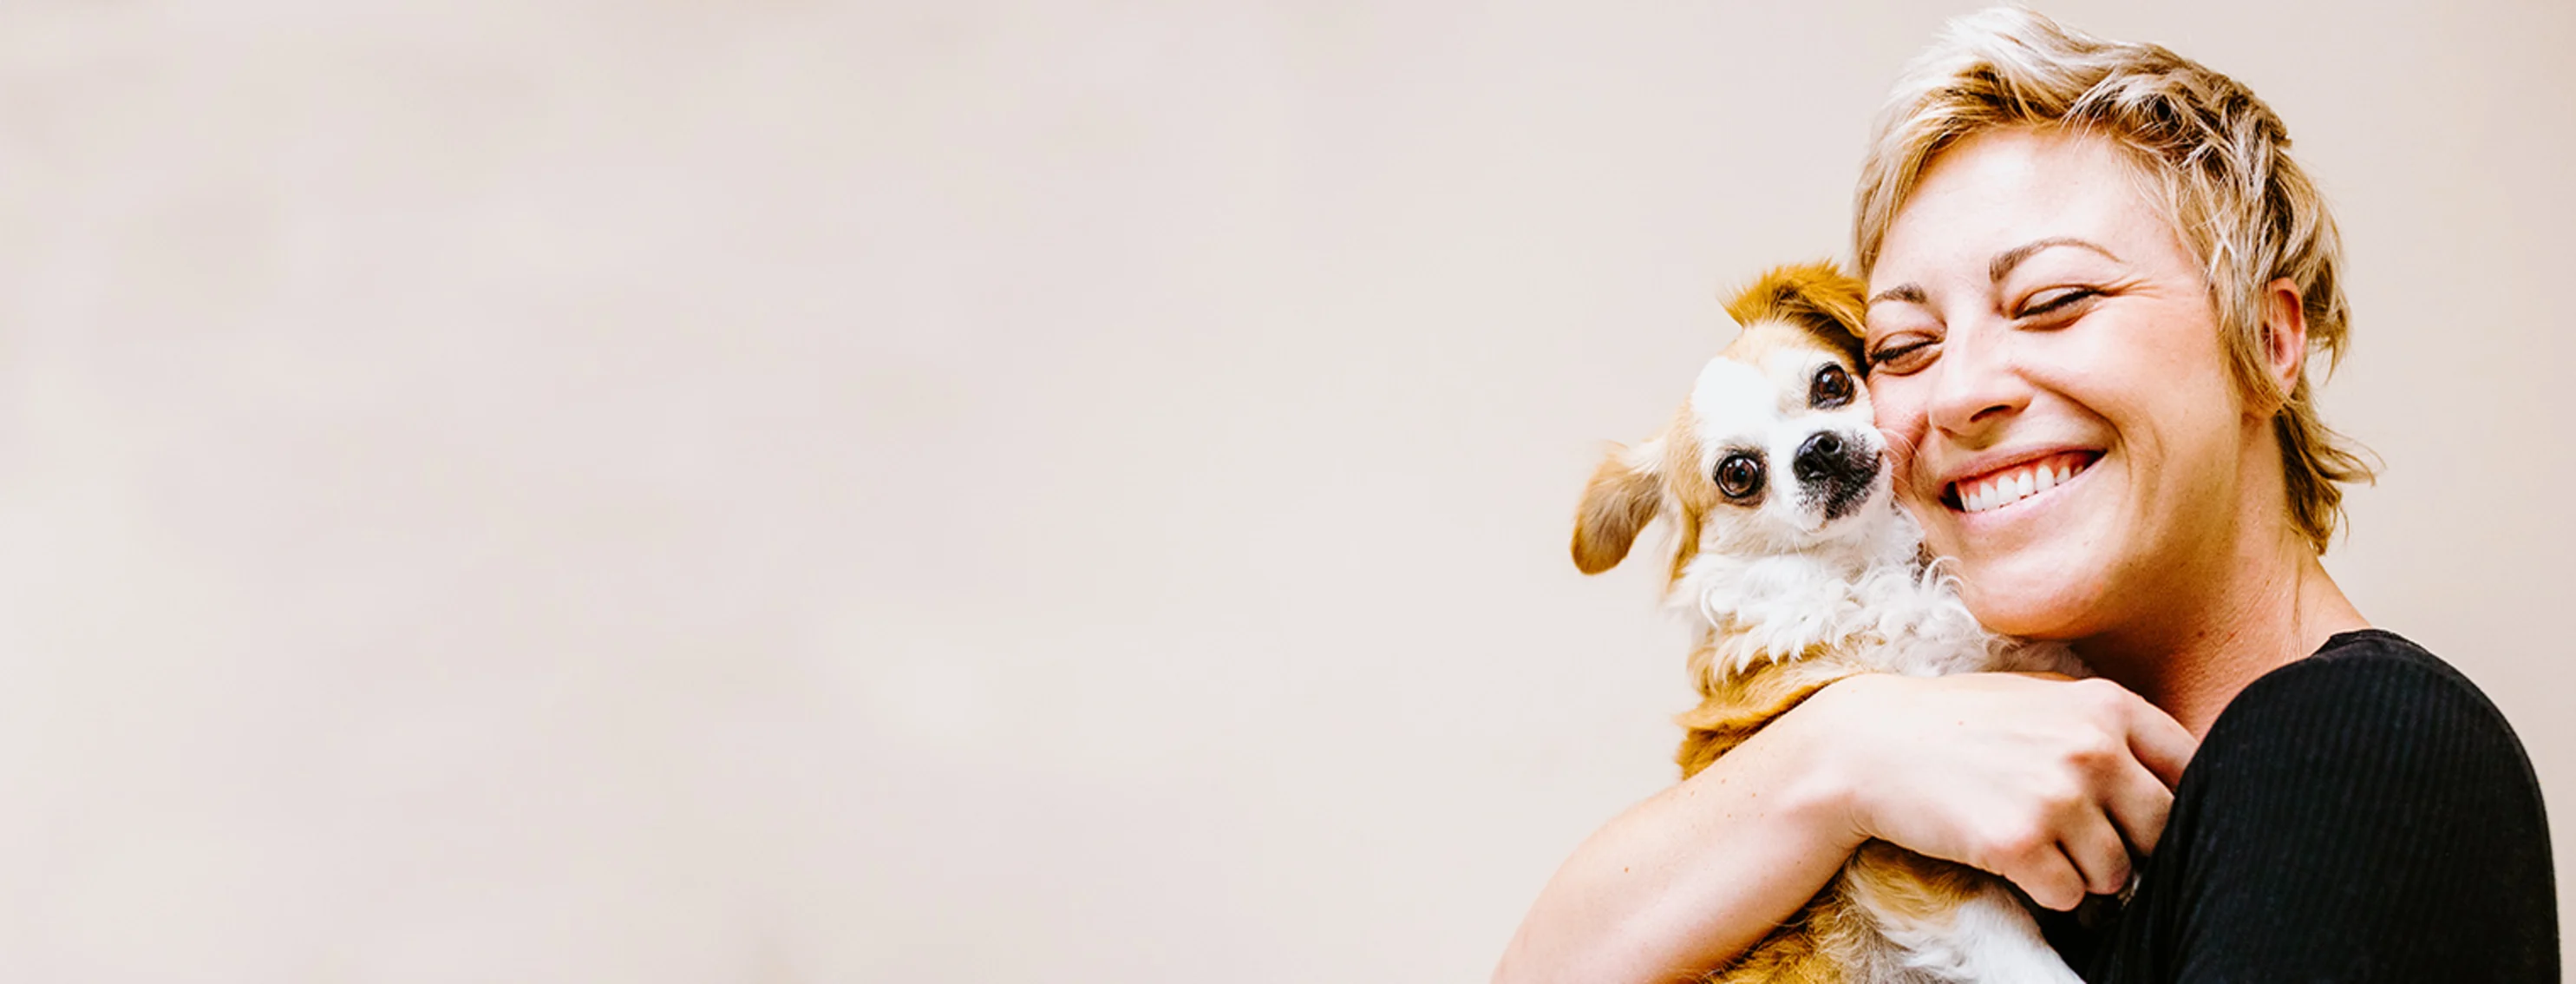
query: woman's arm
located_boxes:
[1492,699,1865,982]
[1494,672,2196,984]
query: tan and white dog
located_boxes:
[1572,264,2085,983]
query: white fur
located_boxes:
[1687,358,1787,449]
[1854,876,2086,984]
[1686,352,1889,550]
[1675,502,2080,680]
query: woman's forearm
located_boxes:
[1494,672,2195,981]
[1492,716,1863,983]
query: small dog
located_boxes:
[1571,264,2085,983]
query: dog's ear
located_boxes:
[1724,263,1869,364]
[1572,439,1666,574]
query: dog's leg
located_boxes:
[1841,844,2083,984]
[1902,882,2082,984]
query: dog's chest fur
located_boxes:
[1677,505,2073,686]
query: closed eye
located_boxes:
[1867,337,1938,376]
[2017,286,2100,319]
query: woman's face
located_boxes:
[1864,128,2259,640]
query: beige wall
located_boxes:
[0,0,2567,980]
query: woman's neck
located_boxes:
[2069,492,2370,738]
[2105,554,2365,736]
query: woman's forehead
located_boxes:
[1872,129,2181,287]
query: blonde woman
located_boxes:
[1497,9,2554,981]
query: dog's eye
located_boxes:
[1810,364,1854,409]
[1715,454,1764,500]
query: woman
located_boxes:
[1496,9,2554,982]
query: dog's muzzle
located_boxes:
[1795,430,1880,521]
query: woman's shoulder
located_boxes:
[2167,628,2551,918]
[2239,627,2487,697]
[2081,629,2559,981]
[2200,628,2534,774]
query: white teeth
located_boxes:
[1958,456,2087,515]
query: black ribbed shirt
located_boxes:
[2043,629,2558,981]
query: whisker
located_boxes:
[1874,426,1927,491]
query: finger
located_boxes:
[2002,843,2089,912]
[2059,809,2135,896]
[2103,754,2177,856]
[2120,699,2198,790]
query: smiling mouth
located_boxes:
[1945,451,2101,514]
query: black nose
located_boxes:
[1794,432,1847,482]
[1795,430,1879,522]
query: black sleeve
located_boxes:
[2089,636,2557,982]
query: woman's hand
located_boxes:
[1494,672,2194,984]
[1795,672,2198,910]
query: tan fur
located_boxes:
[1572,447,1664,575]
[1675,656,1887,981]
[1577,264,2021,984]
[1682,653,2007,984]
[1674,646,1861,778]
[1722,264,1869,365]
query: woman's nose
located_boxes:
[1924,322,2032,436]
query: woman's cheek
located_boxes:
[1867,378,1930,486]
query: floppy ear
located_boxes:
[1723,262,1869,364]
[1572,439,1666,574]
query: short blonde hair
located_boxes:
[1853,6,2375,553]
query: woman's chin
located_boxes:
[1955,558,2108,640]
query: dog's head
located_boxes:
[1573,263,1888,581]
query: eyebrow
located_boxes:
[1867,237,2123,309]
[1989,236,2122,283]
[1865,283,1925,306]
